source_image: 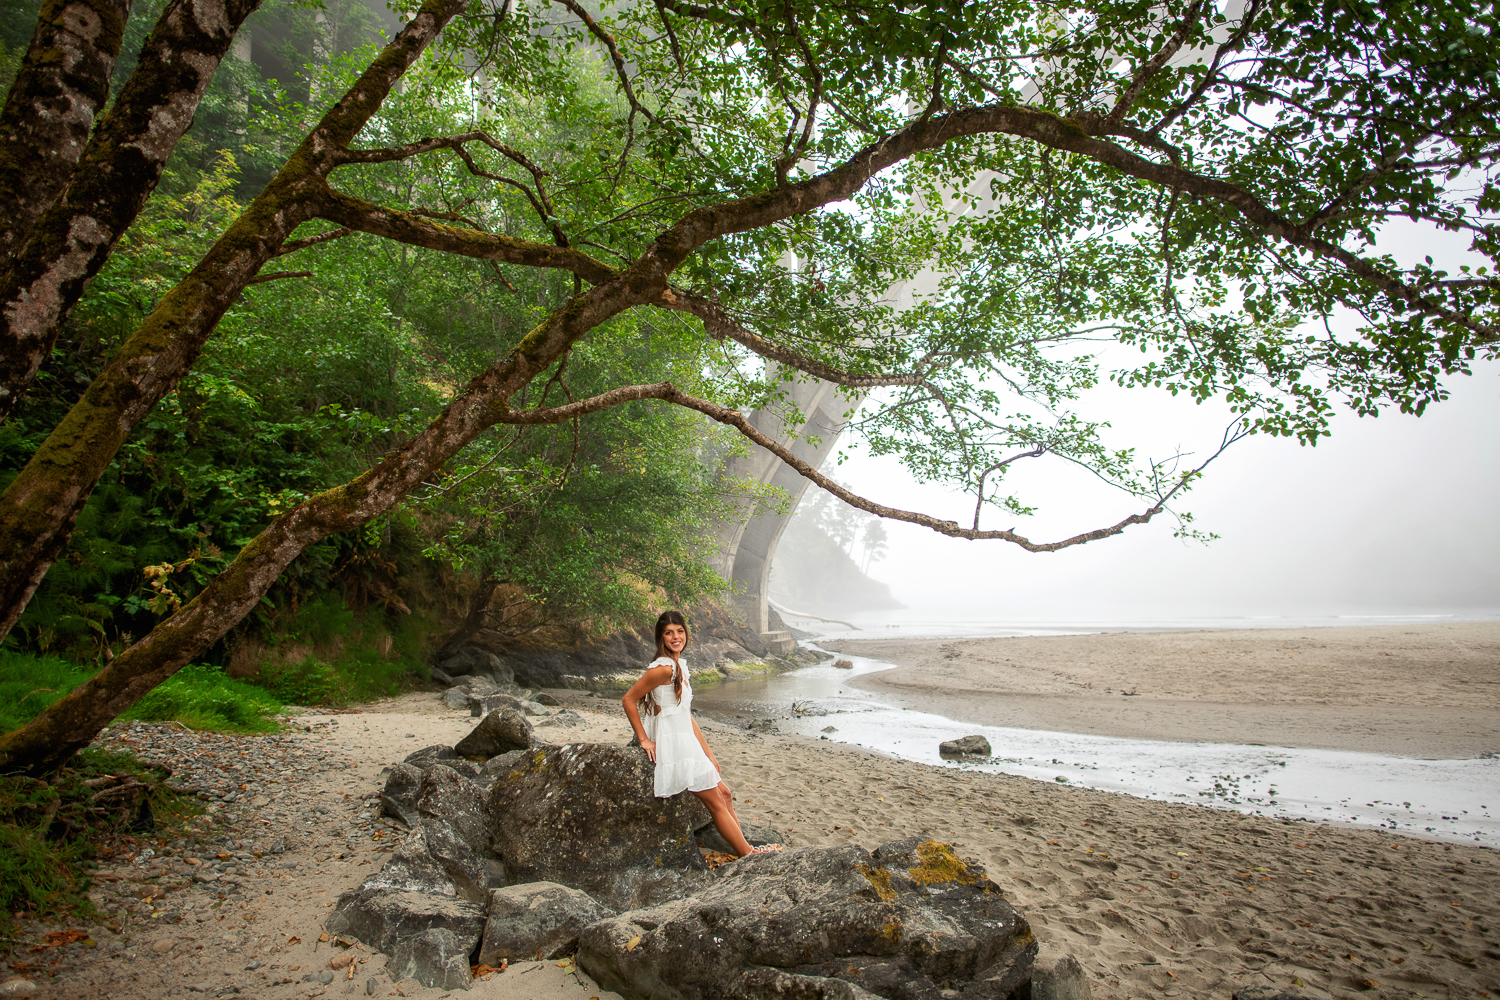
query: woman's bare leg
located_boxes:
[691,785,753,857]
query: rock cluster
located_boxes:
[580,837,1037,1000]
[332,735,1050,998]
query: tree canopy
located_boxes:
[0,0,1495,771]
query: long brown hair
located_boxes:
[639,610,688,717]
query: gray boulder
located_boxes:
[442,687,470,710]
[536,709,585,729]
[460,674,502,696]
[324,888,484,959]
[487,742,714,910]
[440,646,508,681]
[533,692,562,706]
[455,707,535,758]
[380,763,424,827]
[481,749,528,776]
[430,667,456,687]
[388,927,475,991]
[403,744,460,770]
[694,820,785,855]
[468,693,525,717]
[1015,947,1088,1000]
[356,829,458,896]
[578,837,1035,1000]
[416,765,506,903]
[476,882,616,965]
[939,735,992,757]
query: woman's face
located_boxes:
[662,623,687,654]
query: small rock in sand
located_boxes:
[0,979,39,997]
[939,734,992,756]
[151,938,176,953]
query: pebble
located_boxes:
[69,719,388,934]
[151,938,176,953]
[0,980,39,997]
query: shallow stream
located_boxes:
[692,649,1500,847]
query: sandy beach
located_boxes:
[822,622,1500,758]
[11,624,1499,1000]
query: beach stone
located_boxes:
[939,735,992,757]
[518,699,553,717]
[482,749,527,776]
[325,888,484,958]
[0,980,39,997]
[468,693,525,717]
[533,692,562,706]
[1015,946,1088,1000]
[380,763,424,827]
[430,667,456,687]
[476,882,616,964]
[577,838,1034,1000]
[416,764,506,903]
[387,927,474,991]
[487,742,714,911]
[459,674,502,696]
[536,709,584,729]
[442,688,469,710]
[356,829,450,898]
[456,708,534,759]
[440,646,503,678]
[403,744,460,770]
[694,820,785,855]
[737,969,884,999]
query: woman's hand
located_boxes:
[640,737,657,762]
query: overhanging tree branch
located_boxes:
[494,381,1180,549]
[316,185,612,281]
[654,288,925,387]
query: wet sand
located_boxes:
[821,622,1500,758]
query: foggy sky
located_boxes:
[781,222,1500,620]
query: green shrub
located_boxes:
[0,649,95,734]
[259,654,340,706]
[126,661,282,732]
[0,650,281,735]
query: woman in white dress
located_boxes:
[622,610,781,858]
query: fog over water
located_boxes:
[822,369,1500,624]
[792,220,1500,624]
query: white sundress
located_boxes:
[642,656,721,797]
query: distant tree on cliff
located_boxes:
[1,0,1496,772]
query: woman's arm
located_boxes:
[621,664,674,760]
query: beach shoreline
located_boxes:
[821,621,1500,758]
[18,646,1500,1000]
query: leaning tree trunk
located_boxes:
[0,0,131,262]
[0,0,468,645]
[0,0,266,422]
[0,295,639,774]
